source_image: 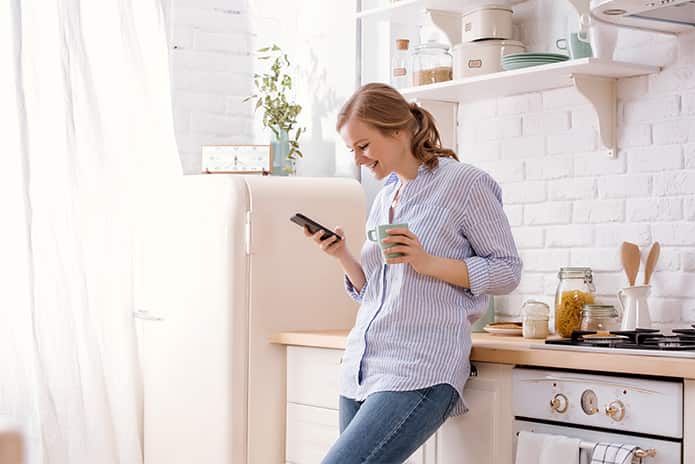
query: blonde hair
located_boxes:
[336,83,458,170]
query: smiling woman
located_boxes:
[304,83,523,464]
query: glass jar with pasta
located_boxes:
[554,267,596,337]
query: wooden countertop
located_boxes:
[269,330,695,379]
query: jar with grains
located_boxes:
[554,267,595,337]
[411,41,453,86]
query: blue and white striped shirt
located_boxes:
[341,157,522,417]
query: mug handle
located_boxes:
[577,14,591,43]
[616,289,626,320]
[367,229,378,242]
[556,38,568,50]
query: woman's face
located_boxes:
[340,117,409,181]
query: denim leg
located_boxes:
[339,395,362,433]
[322,384,459,464]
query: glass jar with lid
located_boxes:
[580,304,620,332]
[554,267,596,337]
[521,300,550,339]
[411,41,453,86]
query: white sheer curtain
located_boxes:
[0,0,181,462]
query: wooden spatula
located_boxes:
[643,242,660,285]
[621,241,641,287]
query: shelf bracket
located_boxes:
[572,74,617,159]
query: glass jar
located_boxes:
[521,300,550,339]
[411,41,453,86]
[580,305,620,332]
[391,39,411,89]
[554,267,596,337]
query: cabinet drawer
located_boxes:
[287,346,342,409]
[286,402,339,464]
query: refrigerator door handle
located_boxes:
[133,309,164,322]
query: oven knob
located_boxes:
[605,400,625,422]
[549,393,568,413]
[581,389,599,415]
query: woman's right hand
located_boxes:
[304,226,348,260]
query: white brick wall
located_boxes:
[168,0,357,176]
[461,30,695,327]
[168,0,253,173]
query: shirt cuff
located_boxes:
[464,256,489,296]
[344,275,367,302]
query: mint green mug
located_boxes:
[367,223,409,259]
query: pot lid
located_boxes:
[414,41,450,51]
[463,5,513,15]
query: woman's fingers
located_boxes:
[384,245,408,255]
[320,235,338,250]
[381,235,415,246]
[385,227,414,239]
[385,255,410,265]
[312,230,325,243]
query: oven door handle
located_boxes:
[634,448,657,459]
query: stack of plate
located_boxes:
[502,52,569,71]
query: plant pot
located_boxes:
[271,129,296,176]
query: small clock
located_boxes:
[201,144,273,174]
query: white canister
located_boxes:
[521,300,550,339]
[462,5,513,42]
[453,39,525,78]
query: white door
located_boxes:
[141,176,251,464]
[435,363,514,464]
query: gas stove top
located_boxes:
[533,327,695,358]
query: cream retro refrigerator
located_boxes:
[135,175,365,464]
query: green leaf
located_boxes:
[258,55,270,60]
[255,99,263,110]
[258,47,270,52]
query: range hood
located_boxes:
[591,0,695,33]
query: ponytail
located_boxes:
[408,102,458,170]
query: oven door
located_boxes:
[513,420,681,464]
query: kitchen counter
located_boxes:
[269,330,695,379]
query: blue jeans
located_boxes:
[321,383,459,464]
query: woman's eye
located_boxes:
[359,144,369,151]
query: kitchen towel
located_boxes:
[515,431,547,464]
[516,431,582,464]
[539,435,581,464]
[590,443,638,464]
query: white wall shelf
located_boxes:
[400,58,660,158]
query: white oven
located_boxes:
[512,367,683,463]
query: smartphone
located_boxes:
[290,213,342,242]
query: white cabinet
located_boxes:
[685,380,695,464]
[284,347,513,464]
[285,346,431,464]
[434,362,514,464]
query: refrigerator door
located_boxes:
[244,176,365,464]
[140,175,251,464]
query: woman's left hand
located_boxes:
[381,227,434,275]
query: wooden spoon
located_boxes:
[621,241,641,287]
[643,242,660,285]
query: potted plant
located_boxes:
[244,45,305,176]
